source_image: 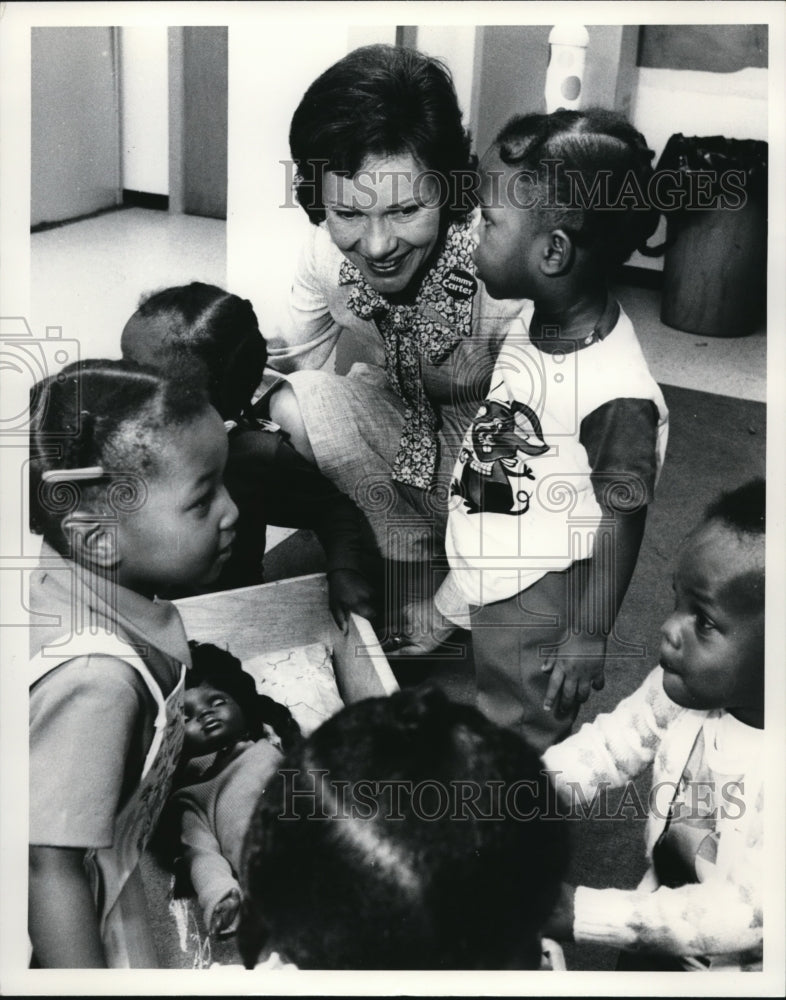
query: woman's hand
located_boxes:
[328,569,376,633]
[210,886,243,936]
[384,598,457,656]
[541,634,606,717]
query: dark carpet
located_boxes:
[153,382,764,970]
[263,382,765,971]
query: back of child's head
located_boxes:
[492,108,659,269]
[704,477,765,540]
[121,282,267,420]
[703,476,765,602]
[238,685,568,970]
[187,641,301,753]
[29,358,208,552]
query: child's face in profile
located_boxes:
[659,520,764,725]
[184,682,247,755]
[117,406,238,597]
[473,148,544,301]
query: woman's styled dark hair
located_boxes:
[238,686,568,971]
[121,282,267,421]
[289,44,474,225]
[29,358,208,549]
[186,641,301,753]
[493,109,660,268]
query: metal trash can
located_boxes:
[648,134,768,338]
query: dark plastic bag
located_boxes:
[645,134,768,337]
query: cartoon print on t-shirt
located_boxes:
[451,397,550,515]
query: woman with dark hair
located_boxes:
[265,45,524,606]
[238,686,569,970]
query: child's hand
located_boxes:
[384,598,457,656]
[210,886,243,937]
[541,634,606,716]
[542,882,576,941]
[328,569,376,633]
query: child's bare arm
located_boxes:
[543,508,647,715]
[29,845,106,967]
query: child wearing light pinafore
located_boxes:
[28,359,238,966]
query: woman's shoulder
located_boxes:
[299,221,346,283]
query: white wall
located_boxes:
[415,25,477,130]
[632,66,768,160]
[120,26,169,195]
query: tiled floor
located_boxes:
[614,281,766,404]
[30,207,226,363]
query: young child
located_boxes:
[543,479,765,971]
[120,282,376,631]
[237,685,569,971]
[160,642,301,938]
[400,110,669,752]
[28,359,238,967]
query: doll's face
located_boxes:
[184,682,247,756]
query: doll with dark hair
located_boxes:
[238,685,569,970]
[159,641,301,937]
[28,359,238,966]
[121,281,376,631]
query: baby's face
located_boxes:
[659,521,764,724]
[184,682,247,756]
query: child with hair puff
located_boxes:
[28,359,238,966]
[543,480,765,971]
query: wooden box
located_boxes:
[174,572,398,704]
[142,574,397,968]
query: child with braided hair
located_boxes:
[399,110,669,752]
[237,685,569,970]
[28,359,238,966]
[121,283,376,632]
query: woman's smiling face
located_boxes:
[322,152,443,295]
